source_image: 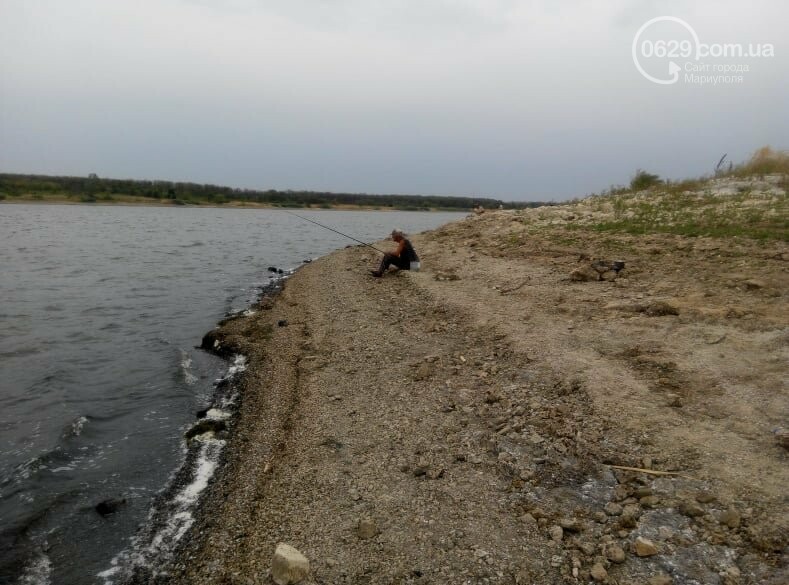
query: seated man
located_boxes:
[371,229,419,277]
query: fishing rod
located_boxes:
[282,210,386,255]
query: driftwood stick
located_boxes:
[606,464,681,476]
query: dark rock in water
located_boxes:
[185,419,226,441]
[277,320,288,327]
[96,498,126,516]
[200,328,238,358]
[277,268,284,274]
[196,407,211,419]
[200,329,222,352]
[303,259,312,263]
[267,266,278,273]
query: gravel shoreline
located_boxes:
[142,200,786,584]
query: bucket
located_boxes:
[410,261,421,272]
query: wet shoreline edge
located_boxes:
[116,267,298,584]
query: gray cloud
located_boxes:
[1,0,786,200]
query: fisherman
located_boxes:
[371,229,419,277]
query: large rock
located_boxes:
[271,543,310,585]
[95,498,126,516]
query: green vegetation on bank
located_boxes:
[580,147,789,241]
[0,173,545,211]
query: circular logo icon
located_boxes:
[632,16,699,84]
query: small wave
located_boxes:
[62,416,89,439]
[0,347,41,359]
[179,350,197,386]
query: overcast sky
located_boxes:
[1,0,786,200]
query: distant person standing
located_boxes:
[370,229,419,277]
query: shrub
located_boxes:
[630,169,662,191]
[733,146,789,176]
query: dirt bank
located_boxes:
[161,192,787,585]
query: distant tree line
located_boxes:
[0,173,547,210]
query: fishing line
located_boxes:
[282,210,386,254]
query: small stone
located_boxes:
[718,508,741,529]
[570,266,600,282]
[559,518,582,532]
[604,502,623,516]
[426,467,445,480]
[593,511,608,524]
[577,541,596,555]
[622,503,641,518]
[357,517,379,539]
[634,536,659,557]
[605,544,626,563]
[648,574,673,585]
[645,301,679,316]
[612,485,630,501]
[549,525,564,542]
[743,279,766,290]
[680,501,705,518]
[271,543,310,585]
[640,495,660,508]
[519,513,537,527]
[721,566,741,585]
[414,362,434,380]
[774,428,789,450]
[695,491,716,503]
[590,563,608,581]
[657,526,675,540]
[601,270,618,282]
[666,393,683,407]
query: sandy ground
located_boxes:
[160,206,787,585]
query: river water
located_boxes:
[0,204,463,585]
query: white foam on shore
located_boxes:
[175,440,222,505]
[97,437,225,584]
[96,354,245,584]
[226,354,247,377]
[17,550,52,585]
[205,408,231,420]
